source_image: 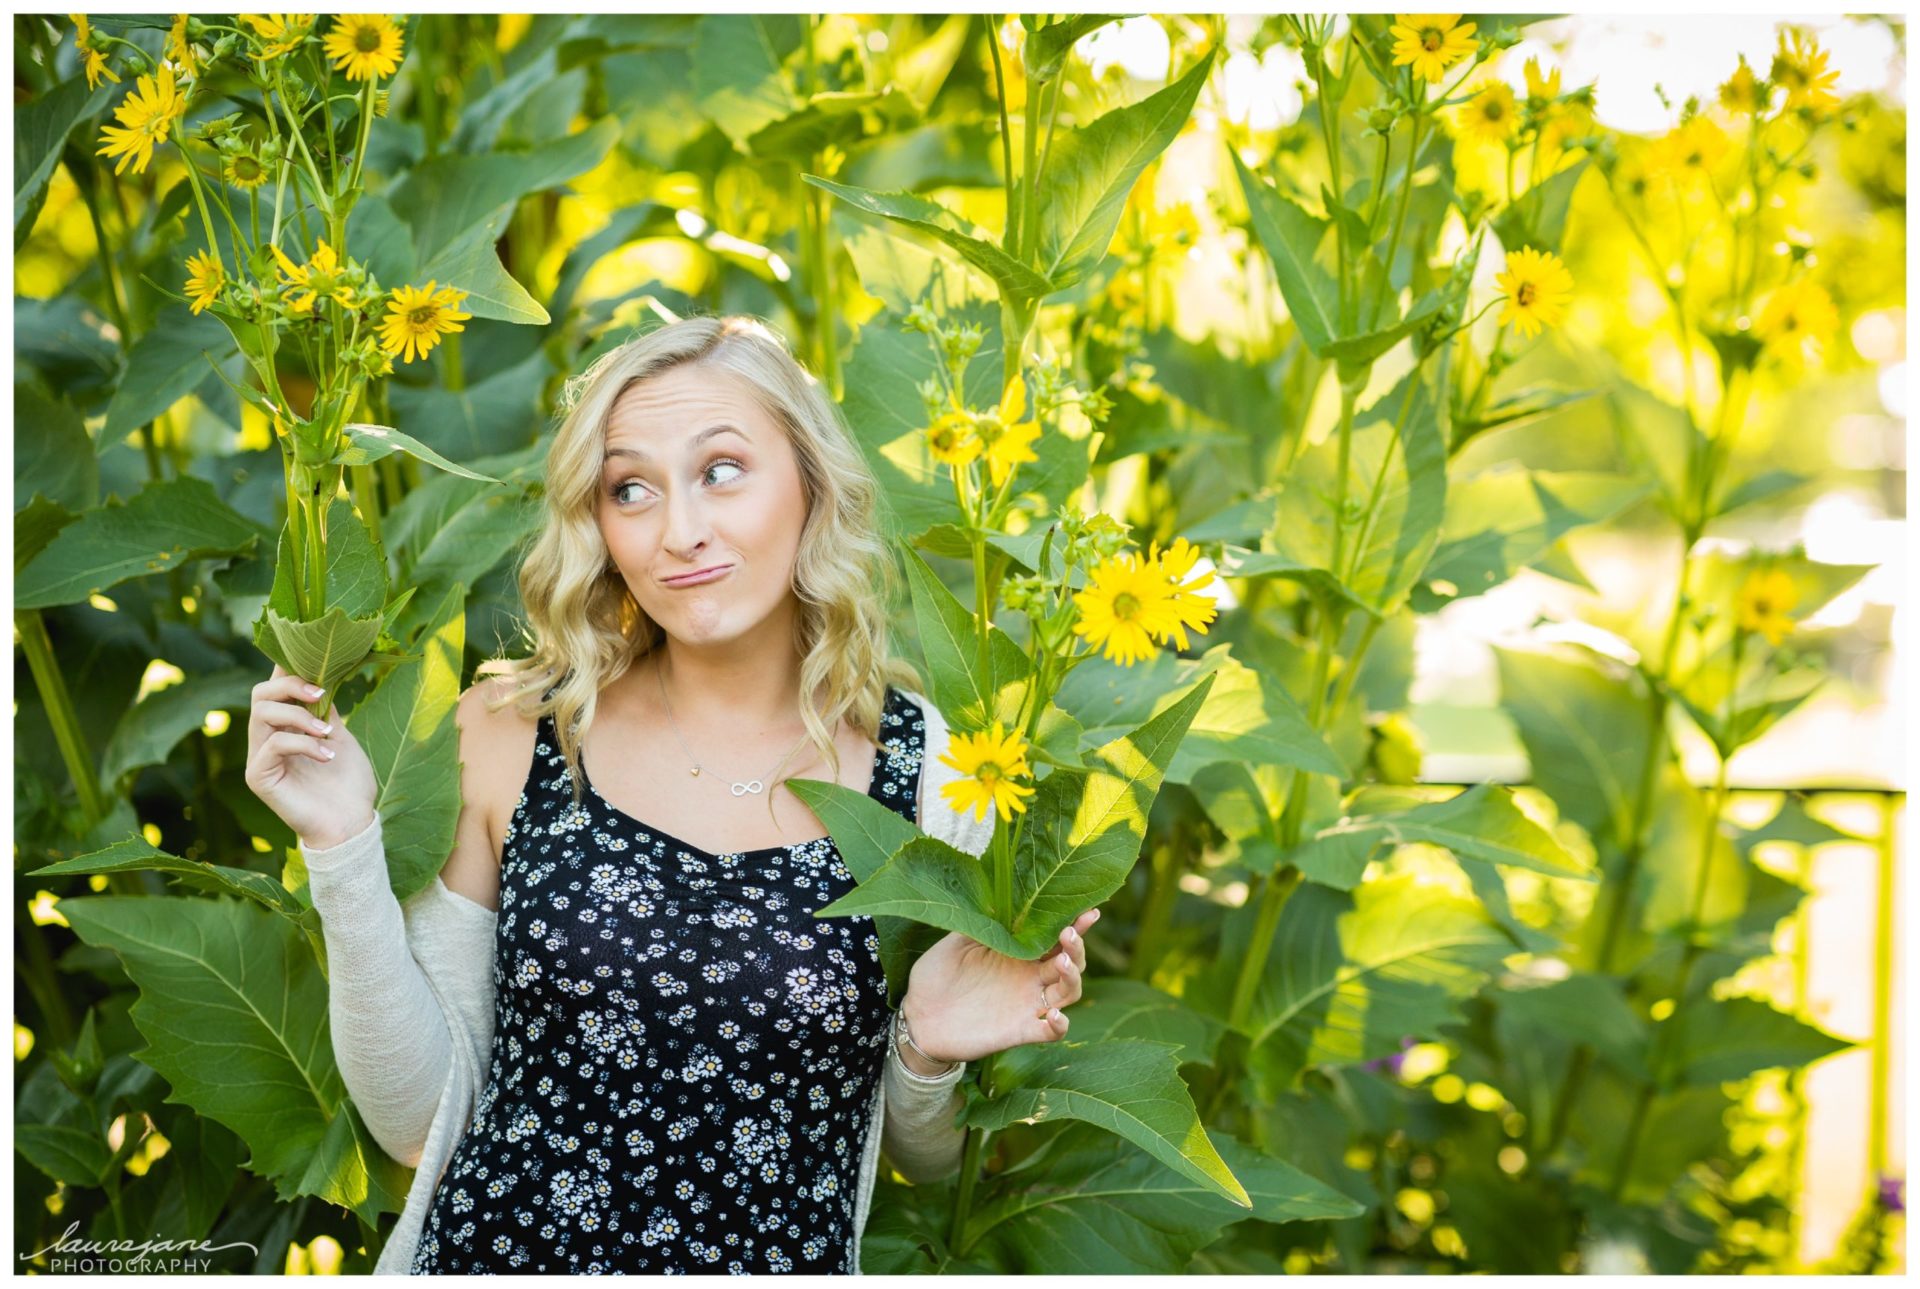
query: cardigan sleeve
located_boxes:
[301,810,464,1168]
[870,688,991,1183]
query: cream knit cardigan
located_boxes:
[300,687,992,1275]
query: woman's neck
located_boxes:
[646,642,807,735]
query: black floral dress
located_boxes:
[410,684,925,1274]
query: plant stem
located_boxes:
[987,16,1018,255]
[16,610,108,828]
[947,1123,988,1253]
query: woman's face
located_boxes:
[596,364,810,650]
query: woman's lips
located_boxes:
[663,564,732,587]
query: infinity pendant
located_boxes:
[730,780,764,797]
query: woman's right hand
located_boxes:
[244,664,379,850]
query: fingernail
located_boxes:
[1065,927,1078,944]
[321,747,336,760]
[1057,952,1070,970]
[1049,1008,1062,1022]
[306,683,324,698]
[1090,909,1102,924]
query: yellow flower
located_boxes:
[937,721,1036,824]
[1493,245,1574,339]
[925,409,982,468]
[378,281,471,364]
[1148,537,1219,651]
[271,238,357,314]
[979,375,1042,490]
[1072,549,1183,667]
[184,249,224,315]
[1388,14,1478,84]
[1719,58,1764,115]
[1522,56,1561,105]
[239,14,316,60]
[95,63,184,177]
[1459,81,1518,144]
[223,151,269,189]
[166,13,197,80]
[322,14,405,82]
[1770,28,1840,114]
[1753,279,1839,351]
[1735,567,1797,646]
[1647,116,1731,181]
[71,14,120,90]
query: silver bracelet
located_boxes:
[893,1007,959,1079]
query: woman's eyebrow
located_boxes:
[605,424,751,462]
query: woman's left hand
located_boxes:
[898,906,1102,1066]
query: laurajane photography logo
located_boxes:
[20,1223,260,1273]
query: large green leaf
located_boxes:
[1265,355,1449,616]
[814,675,1216,956]
[805,177,1056,301]
[30,834,312,923]
[1069,977,1227,1067]
[1491,157,1590,258]
[16,74,113,240]
[1032,47,1215,290]
[1233,152,1340,355]
[261,606,384,705]
[1492,974,1650,1082]
[102,306,240,441]
[351,583,467,900]
[390,489,541,645]
[16,383,98,513]
[1022,16,1125,79]
[1423,466,1650,602]
[1290,782,1593,890]
[690,13,804,145]
[1493,643,1654,853]
[1658,996,1853,1086]
[966,1038,1250,1208]
[54,894,410,1223]
[902,546,1032,733]
[961,1121,1359,1271]
[339,422,505,484]
[15,475,268,610]
[99,667,260,788]
[1218,875,1517,1090]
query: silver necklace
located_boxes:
[656,658,810,797]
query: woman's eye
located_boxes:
[705,458,745,486]
[610,460,743,506]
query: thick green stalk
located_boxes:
[17,611,108,827]
[947,1121,988,1253]
[986,16,1018,256]
[1867,793,1895,1184]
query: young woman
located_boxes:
[244,314,1098,1274]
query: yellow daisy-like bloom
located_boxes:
[322,14,405,82]
[1647,115,1731,181]
[1719,58,1764,115]
[925,408,982,468]
[1493,245,1574,340]
[1523,55,1561,105]
[1753,278,1839,351]
[979,375,1042,490]
[1460,81,1518,143]
[1770,28,1840,114]
[937,721,1036,823]
[271,238,356,314]
[1735,567,1797,646]
[95,62,185,177]
[223,151,269,189]
[1147,537,1219,650]
[1388,14,1478,84]
[239,14,316,60]
[378,281,472,364]
[184,249,224,315]
[71,14,120,90]
[1072,548,1183,667]
[166,13,197,80]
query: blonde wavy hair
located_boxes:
[479,313,922,820]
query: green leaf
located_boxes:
[29,834,312,923]
[902,547,1032,732]
[1493,643,1653,853]
[1022,16,1125,79]
[15,1122,116,1188]
[967,1038,1251,1208]
[805,176,1056,301]
[351,583,467,901]
[961,1121,1358,1271]
[390,490,540,645]
[15,475,268,610]
[1221,875,1517,1090]
[385,348,551,463]
[690,14,804,145]
[1659,997,1854,1086]
[55,894,409,1222]
[99,667,260,788]
[15,383,98,513]
[15,494,78,575]
[103,306,241,442]
[1423,466,1650,601]
[1233,152,1341,355]
[339,422,504,483]
[1290,783,1593,890]
[16,72,115,244]
[260,609,383,714]
[1491,158,1590,258]
[1069,977,1228,1067]
[416,214,549,325]
[1492,975,1650,1081]
[1033,47,1216,290]
[745,88,920,160]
